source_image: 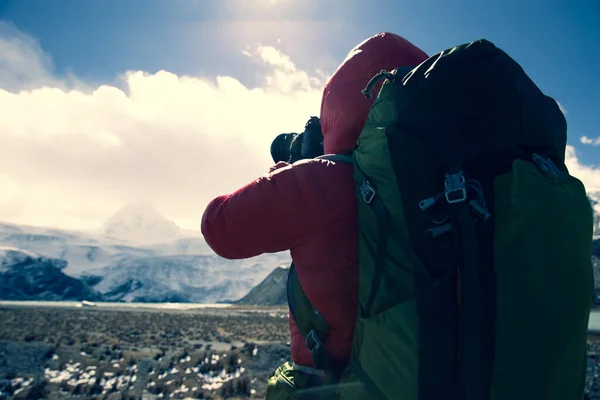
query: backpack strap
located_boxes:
[287,263,341,382]
[445,168,485,400]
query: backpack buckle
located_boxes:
[469,200,491,220]
[360,180,376,204]
[445,172,467,204]
[532,153,560,177]
[306,330,322,354]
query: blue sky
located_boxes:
[1,0,598,163]
[0,0,598,230]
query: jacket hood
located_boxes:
[320,32,429,155]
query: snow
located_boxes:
[78,252,285,303]
[99,201,182,245]
[0,222,139,275]
[0,202,291,303]
[590,192,600,237]
[0,246,39,270]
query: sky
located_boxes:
[0,0,598,231]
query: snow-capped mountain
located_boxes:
[81,253,289,303]
[0,220,155,276]
[0,203,291,303]
[99,202,182,245]
[0,247,100,301]
[589,193,600,238]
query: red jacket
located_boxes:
[201,32,428,367]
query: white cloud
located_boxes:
[581,136,600,146]
[0,174,18,204]
[566,145,600,193]
[565,145,600,225]
[0,22,54,91]
[243,44,324,93]
[0,24,324,231]
[1,22,599,235]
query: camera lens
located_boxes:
[270,133,297,163]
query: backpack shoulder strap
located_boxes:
[287,263,341,380]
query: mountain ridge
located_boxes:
[0,213,291,303]
[0,247,100,301]
[234,265,289,306]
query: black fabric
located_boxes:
[416,276,459,400]
[394,39,566,169]
[385,125,460,400]
[384,124,456,279]
[450,199,484,400]
[463,158,501,400]
[472,169,496,400]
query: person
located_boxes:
[201,32,428,376]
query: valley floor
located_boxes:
[0,304,290,399]
[2,304,600,399]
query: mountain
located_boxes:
[0,247,99,301]
[81,254,289,303]
[0,221,157,276]
[235,265,289,306]
[0,218,291,303]
[590,193,600,238]
[99,202,182,245]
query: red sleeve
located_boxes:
[201,160,329,259]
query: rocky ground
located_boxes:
[2,304,600,399]
[586,333,600,399]
[0,304,290,399]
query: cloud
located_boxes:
[566,145,600,191]
[0,24,325,231]
[565,145,600,223]
[242,44,326,93]
[581,136,600,146]
[0,22,55,91]
[1,22,599,234]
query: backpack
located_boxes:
[266,38,594,400]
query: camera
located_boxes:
[270,117,324,164]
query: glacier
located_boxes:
[0,203,291,303]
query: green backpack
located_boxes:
[267,39,594,400]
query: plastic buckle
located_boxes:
[445,172,467,204]
[532,153,559,177]
[305,330,322,354]
[469,200,491,220]
[419,197,436,211]
[360,180,376,204]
